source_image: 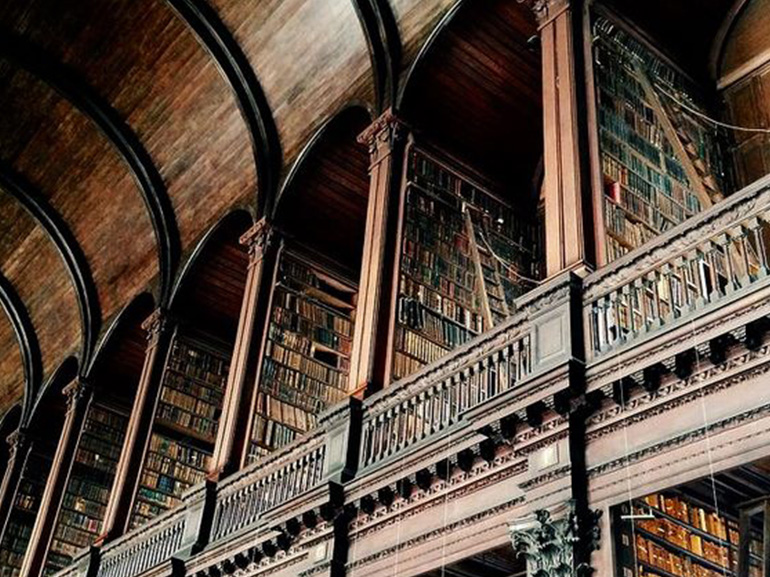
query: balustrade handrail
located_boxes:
[585,173,770,300]
[584,174,770,357]
[97,507,186,577]
[358,275,577,470]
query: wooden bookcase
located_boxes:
[391,145,539,381]
[43,404,128,575]
[246,251,356,464]
[615,492,762,577]
[592,13,728,263]
[129,332,229,529]
[0,452,52,577]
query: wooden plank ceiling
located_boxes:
[0,0,464,421]
[0,0,742,423]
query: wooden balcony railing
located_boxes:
[96,508,186,577]
[210,428,327,542]
[359,273,578,472]
[585,174,770,359]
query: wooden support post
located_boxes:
[348,109,408,395]
[20,379,93,577]
[0,429,31,540]
[534,0,595,276]
[97,308,175,543]
[210,218,279,478]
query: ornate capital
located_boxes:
[141,307,174,346]
[357,109,408,165]
[63,378,92,412]
[509,501,601,577]
[239,218,276,265]
[518,0,570,27]
[5,429,28,459]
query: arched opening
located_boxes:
[238,107,372,461]
[0,357,74,576]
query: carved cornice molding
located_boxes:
[588,403,770,481]
[239,218,276,265]
[336,496,526,576]
[587,344,770,440]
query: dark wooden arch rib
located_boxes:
[350,0,402,111]
[0,273,42,423]
[396,0,465,110]
[0,32,180,306]
[165,0,283,217]
[0,163,101,371]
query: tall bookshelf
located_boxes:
[392,147,539,381]
[130,333,229,529]
[0,453,52,577]
[43,404,128,575]
[593,14,729,262]
[615,492,762,577]
[246,252,356,463]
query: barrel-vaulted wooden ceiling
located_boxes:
[0,0,744,425]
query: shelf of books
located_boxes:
[130,333,229,529]
[0,452,52,577]
[615,492,763,577]
[593,14,728,262]
[392,146,539,381]
[247,253,356,463]
[43,404,128,575]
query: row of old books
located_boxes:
[396,296,474,350]
[249,254,356,460]
[45,405,128,574]
[594,20,709,259]
[398,275,483,333]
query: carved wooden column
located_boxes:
[531,0,596,276]
[98,308,175,543]
[0,429,31,539]
[210,218,279,478]
[20,378,92,577]
[348,110,408,395]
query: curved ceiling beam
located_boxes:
[396,0,464,110]
[0,32,180,306]
[0,163,100,371]
[350,0,402,112]
[165,0,283,218]
[0,273,42,424]
[708,0,751,81]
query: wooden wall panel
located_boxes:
[0,201,80,406]
[208,0,375,175]
[0,65,157,322]
[0,0,257,252]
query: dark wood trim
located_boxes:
[350,0,402,112]
[0,162,101,372]
[0,32,180,306]
[0,275,42,423]
[395,0,465,110]
[165,0,283,217]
